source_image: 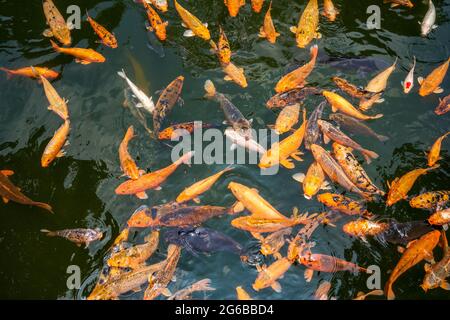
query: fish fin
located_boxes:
[440,281,450,290]
[224,75,233,81]
[432,25,438,30]
[146,26,154,32]
[315,32,322,39]
[2,197,9,204]
[43,29,53,37]
[323,134,331,144]
[417,77,424,85]
[193,197,201,204]
[274,252,283,260]
[304,269,314,282]
[258,27,267,38]
[292,172,305,183]
[230,143,237,150]
[321,181,331,190]
[177,97,185,107]
[397,246,405,254]
[183,30,195,37]
[400,81,404,86]
[131,287,141,293]
[280,159,295,169]
[139,169,146,176]
[424,263,431,272]
[67,21,75,30]
[231,201,245,214]
[162,288,172,297]
[40,229,56,236]
[271,281,282,293]
[136,192,148,200]
[433,87,444,94]
[251,232,264,241]
[289,26,297,34]
[154,186,162,191]
[203,23,208,28]
[181,22,187,28]
[1,170,14,176]
[290,151,304,162]
[375,98,385,104]
[377,134,389,142]
[331,105,337,113]
[56,150,66,158]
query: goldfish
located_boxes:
[253,257,292,292]
[421,231,450,291]
[310,144,371,199]
[365,58,397,93]
[342,220,389,239]
[418,58,449,96]
[224,128,266,155]
[359,92,384,112]
[176,167,233,203]
[258,1,279,44]
[292,161,330,200]
[119,126,144,180]
[41,120,70,168]
[87,261,165,300]
[251,0,264,13]
[401,56,416,94]
[174,0,210,41]
[435,95,450,115]
[41,228,102,247]
[410,191,450,209]
[153,76,184,136]
[117,69,155,114]
[39,72,69,120]
[304,101,326,150]
[329,113,389,142]
[317,193,374,218]
[86,10,118,48]
[144,245,182,300]
[224,0,246,17]
[386,166,439,206]
[385,230,440,300]
[0,170,53,213]
[383,0,413,8]
[259,110,307,169]
[107,231,159,269]
[420,0,437,37]
[323,91,383,120]
[42,0,71,46]
[143,1,168,41]
[115,151,194,199]
[159,122,216,140]
[275,45,318,93]
[332,142,384,195]
[50,40,105,65]
[266,87,322,109]
[331,77,374,99]
[222,62,248,88]
[256,228,292,259]
[318,120,379,164]
[321,0,339,22]
[168,279,215,300]
[428,132,449,167]
[428,208,450,226]
[211,26,231,65]
[271,103,300,135]
[353,290,384,300]
[290,0,321,48]
[0,66,59,80]
[314,281,333,300]
[236,286,253,300]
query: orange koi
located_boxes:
[342,219,389,239]
[174,0,211,41]
[271,103,300,135]
[323,91,383,120]
[236,286,253,300]
[321,0,339,22]
[251,0,264,13]
[410,191,450,210]
[119,126,143,180]
[418,58,449,96]
[290,0,321,48]
[428,208,450,226]
[222,62,248,88]
[428,132,449,167]
[86,10,118,48]
[50,40,105,65]
[143,1,168,41]
[41,120,70,167]
[0,66,59,80]
[317,193,374,218]
[258,1,279,44]
[224,0,246,17]
[253,257,292,292]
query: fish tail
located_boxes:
[34,202,53,213]
[385,283,395,300]
[176,151,195,165]
[362,149,379,163]
[192,279,215,292]
[309,44,319,59]
[427,164,440,171]
[117,68,127,80]
[49,39,60,52]
[204,80,216,98]
[40,229,56,236]
[376,134,389,142]
[0,67,12,78]
[370,113,384,119]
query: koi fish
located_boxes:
[365,57,397,93]
[41,228,102,247]
[331,77,374,99]
[329,113,389,142]
[385,230,440,300]
[275,45,318,93]
[86,10,118,48]
[0,66,59,80]
[153,76,184,136]
[310,144,371,199]
[418,58,450,96]
[115,151,194,199]
[204,80,252,136]
[318,120,379,164]
[41,120,70,167]
[39,73,69,120]
[143,1,168,41]
[222,62,248,88]
[420,0,437,37]
[251,0,264,13]
[253,257,292,292]
[401,56,415,94]
[0,170,53,213]
[290,0,321,48]
[50,40,105,65]
[107,231,159,269]
[258,1,279,44]
[266,87,322,109]
[118,69,155,115]
[211,26,231,65]
[428,132,450,167]
[322,91,383,120]
[292,161,330,200]
[176,167,233,203]
[332,142,384,195]
[421,231,450,292]
[231,214,312,234]
[321,0,339,22]
[435,94,450,115]
[353,290,384,300]
[122,88,153,136]
[383,0,413,8]
[42,0,71,46]
[168,279,215,300]
[410,191,450,210]
[236,286,253,300]
[271,103,300,135]
[225,128,266,155]
[342,219,389,238]
[174,0,211,41]
[304,101,326,150]
[374,220,435,246]
[119,126,144,180]
[158,122,216,140]
[259,110,307,169]
[144,245,182,300]
[257,228,292,259]
[359,92,384,112]
[386,166,439,206]
[224,0,246,17]
[287,217,322,262]
[428,208,450,226]
[318,193,374,218]
[141,0,168,12]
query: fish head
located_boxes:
[127,206,155,227]
[403,81,413,93]
[258,147,279,169]
[41,154,53,168]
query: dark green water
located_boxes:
[0,0,449,300]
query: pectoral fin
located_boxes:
[440,281,450,290]
[433,87,444,94]
[289,26,298,34]
[1,170,14,176]
[271,281,282,293]
[136,192,148,200]
[292,172,305,183]
[323,133,331,144]
[43,29,53,37]
[232,201,245,213]
[56,150,66,158]
[162,288,172,297]
[304,269,314,282]
[280,159,295,169]
[224,75,233,81]
[417,77,424,85]
[193,197,201,204]
[183,30,195,37]
[2,197,10,204]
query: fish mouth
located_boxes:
[304,194,312,200]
